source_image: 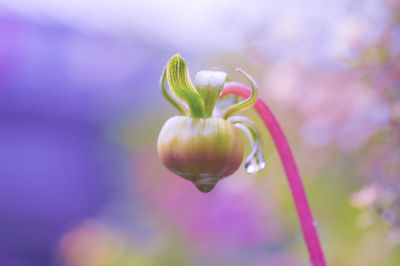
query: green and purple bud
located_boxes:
[158,116,244,192]
[157,55,266,192]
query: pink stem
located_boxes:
[221,82,326,266]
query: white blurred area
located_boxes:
[0,0,389,65]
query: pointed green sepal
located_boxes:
[195,70,229,117]
[167,55,205,118]
[222,68,258,119]
[160,66,188,115]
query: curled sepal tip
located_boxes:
[167,55,205,118]
[222,68,258,119]
[160,66,188,115]
[228,116,266,175]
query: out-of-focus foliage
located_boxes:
[0,0,399,265]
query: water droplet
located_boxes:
[245,148,266,175]
[228,117,266,175]
[312,221,317,227]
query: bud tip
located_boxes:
[193,179,218,193]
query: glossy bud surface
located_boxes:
[157,116,244,192]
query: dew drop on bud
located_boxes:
[244,146,266,175]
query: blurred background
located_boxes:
[0,0,399,265]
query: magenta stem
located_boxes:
[221,82,326,266]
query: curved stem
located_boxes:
[221,82,326,266]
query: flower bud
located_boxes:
[157,55,265,193]
[157,116,244,192]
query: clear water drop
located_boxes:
[244,146,266,175]
[245,164,256,175]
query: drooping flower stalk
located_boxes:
[221,82,327,266]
